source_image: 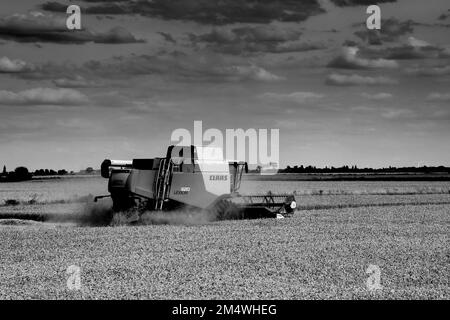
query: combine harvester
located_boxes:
[95,145,296,220]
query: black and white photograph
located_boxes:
[0,0,449,305]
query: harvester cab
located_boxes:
[96,145,296,220]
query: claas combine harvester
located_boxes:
[95,145,297,220]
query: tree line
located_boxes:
[0,166,32,182]
[1,165,97,182]
[34,169,69,176]
[2,163,449,183]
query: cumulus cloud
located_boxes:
[327,47,398,69]
[427,93,450,101]
[0,88,89,106]
[52,75,105,88]
[374,38,450,60]
[331,0,396,6]
[213,65,284,82]
[362,37,450,62]
[63,51,285,83]
[93,26,145,44]
[17,49,284,84]
[361,92,393,100]
[0,56,33,73]
[19,51,285,83]
[325,73,398,86]
[381,109,416,120]
[387,46,444,59]
[126,99,180,115]
[42,0,325,24]
[407,36,431,48]
[259,92,324,104]
[273,41,325,54]
[42,1,135,15]
[189,25,325,55]
[354,18,414,45]
[191,25,301,44]
[405,65,450,76]
[0,12,143,44]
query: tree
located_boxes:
[13,167,32,181]
[2,165,6,175]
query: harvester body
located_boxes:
[97,145,296,219]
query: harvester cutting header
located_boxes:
[96,145,296,220]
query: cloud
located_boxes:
[21,50,284,84]
[0,88,89,106]
[191,25,300,44]
[79,52,285,82]
[11,47,283,83]
[93,26,145,44]
[325,73,398,86]
[52,75,105,88]
[189,25,325,55]
[14,61,77,81]
[407,36,431,48]
[0,56,33,73]
[42,1,131,15]
[213,65,284,82]
[361,92,393,100]
[126,99,180,115]
[259,92,324,104]
[0,12,143,44]
[427,93,450,101]
[381,108,416,120]
[327,47,398,69]
[365,37,450,60]
[383,46,433,60]
[272,41,325,54]
[405,65,450,76]
[354,18,414,45]
[352,104,443,121]
[42,0,325,24]
[157,32,177,44]
[331,0,396,6]
[438,9,450,21]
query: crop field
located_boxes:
[0,177,449,299]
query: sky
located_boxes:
[0,0,449,171]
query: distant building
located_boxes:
[1,166,6,181]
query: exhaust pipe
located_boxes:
[101,159,133,178]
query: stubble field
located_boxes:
[0,176,449,299]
